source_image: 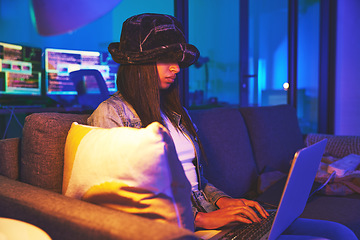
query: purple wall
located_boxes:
[335,0,360,135]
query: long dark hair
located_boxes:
[116,63,197,138]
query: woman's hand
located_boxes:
[194,197,269,229]
[216,197,269,219]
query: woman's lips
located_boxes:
[166,76,176,83]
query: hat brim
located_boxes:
[108,42,200,68]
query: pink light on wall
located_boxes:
[31,0,122,36]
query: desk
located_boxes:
[0,106,89,115]
[0,217,51,240]
[0,106,92,138]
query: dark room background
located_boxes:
[0,0,359,137]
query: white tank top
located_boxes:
[162,113,199,191]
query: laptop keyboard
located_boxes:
[219,210,277,240]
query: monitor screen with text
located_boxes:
[45,48,118,95]
[0,42,42,96]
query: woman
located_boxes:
[88,13,357,239]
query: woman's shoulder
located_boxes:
[97,92,131,112]
[88,92,141,128]
[103,92,125,105]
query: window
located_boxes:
[188,0,320,133]
[188,0,240,108]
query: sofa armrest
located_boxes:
[0,176,197,240]
[304,133,360,158]
[0,138,20,180]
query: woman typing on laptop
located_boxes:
[87,13,357,239]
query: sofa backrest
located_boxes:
[20,112,89,193]
[0,138,20,180]
[189,108,259,198]
[18,104,304,198]
[240,104,305,173]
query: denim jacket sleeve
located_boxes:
[87,100,125,128]
[198,161,230,206]
[87,93,141,129]
[203,182,231,206]
[186,108,231,208]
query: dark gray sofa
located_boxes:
[0,104,359,239]
[190,105,360,238]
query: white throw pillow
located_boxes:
[63,122,194,231]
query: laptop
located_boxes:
[195,139,328,240]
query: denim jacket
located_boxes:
[87,92,230,215]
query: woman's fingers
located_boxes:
[196,205,269,229]
[227,206,262,223]
[243,200,270,219]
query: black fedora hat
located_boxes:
[108,13,200,68]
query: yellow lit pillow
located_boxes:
[63,122,194,231]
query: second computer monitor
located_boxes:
[45,48,118,95]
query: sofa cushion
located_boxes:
[240,105,305,173]
[300,196,360,239]
[189,108,258,198]
[0,138,20,180]
[63,122,194,231]
[20,112,89,193]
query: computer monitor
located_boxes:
[0,42,42,96]
[45,48,118,95]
